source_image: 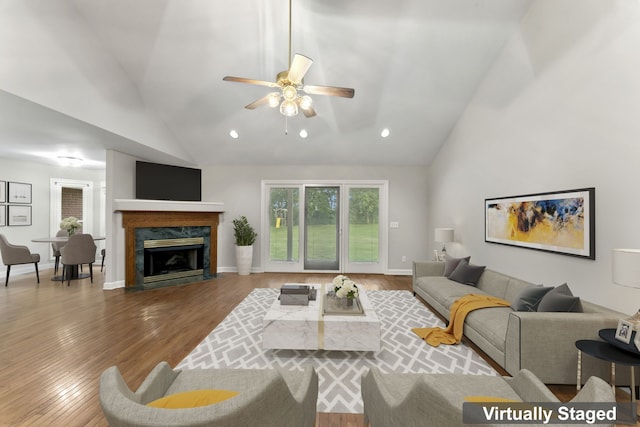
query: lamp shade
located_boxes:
[434,228,454,243]
[612,249,640,288]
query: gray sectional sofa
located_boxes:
[413,259,633,385]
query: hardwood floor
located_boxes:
[1,270,636,426]
[0,269,410,426]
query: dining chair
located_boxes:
[0,234,40,286]
[100,248,106,272]
[52,229,69,274]
[60,233,97,286]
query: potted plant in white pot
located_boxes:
[233,216,258,275]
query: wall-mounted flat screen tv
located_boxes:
[136,161,202,201]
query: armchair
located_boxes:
[0,233,40,286]
[361,368,615,427]
[99,361,318,427]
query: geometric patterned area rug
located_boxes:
[178,288,498,413]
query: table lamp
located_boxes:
[434,228,454,259]
[612,248,640,330]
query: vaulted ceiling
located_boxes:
[0,0,532,169]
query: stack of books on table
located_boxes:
[280,284,316,305]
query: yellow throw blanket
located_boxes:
[412,294,510,347]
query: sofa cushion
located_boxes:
[448,260,485,286]
[511,286,554,312]
[503,277,537,304]
[476,270,511,299]
[147,389,239,409]
[537,283,583,313]
[443,255,471,277]
[465,306,513,352]
[415,277,489,310]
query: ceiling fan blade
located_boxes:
[302,106,317,118]
[244,95,271,110]
[303,84,355,98]
[287,54,313,84]
[223,76,279,88]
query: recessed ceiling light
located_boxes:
[229,130,239,139]
[380,128,390,138]
[299,129,308,138]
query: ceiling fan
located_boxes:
[222,0,355,118]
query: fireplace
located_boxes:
[117,205,222,289]
[144,237,205,284]
[132,225,211,288]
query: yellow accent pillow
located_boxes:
[147,389,239,409]
[464,396,520,403]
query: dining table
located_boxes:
[31,235,105,281]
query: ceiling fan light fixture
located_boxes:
[267,92,281,108]
[282,85,297,101]
[222,0,354,122]
[299,95,313,110]
[280,99,298,116]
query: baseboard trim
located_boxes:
[1,262,54,278]
[217,266,265,274]
[103,280,125,290]
[386,268,412,276]
[217,267,412,276]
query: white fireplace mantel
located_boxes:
[114,199,224,213]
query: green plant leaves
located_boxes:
[233,216,258,246]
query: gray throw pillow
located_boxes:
[511,286,554,312]
[448,260,485,286]
[537,283,583,312]
[443,255,471,277]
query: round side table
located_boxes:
[599,328,640,356]
[575,338,640,401]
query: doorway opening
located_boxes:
[50,178,94,259]
[61,187,84,233]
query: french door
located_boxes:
[262,181,387,274]
[304,186,340,270]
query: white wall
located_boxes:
[427,0,640,313]
[103,150,137,288]
[0,157,104,275]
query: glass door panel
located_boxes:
[304,186,340,270]
[268,187,299,262]
[343,185,384,274]
[348,187,379,263]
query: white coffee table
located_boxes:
[262,283,381,352]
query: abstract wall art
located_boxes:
[485,188,595,259]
